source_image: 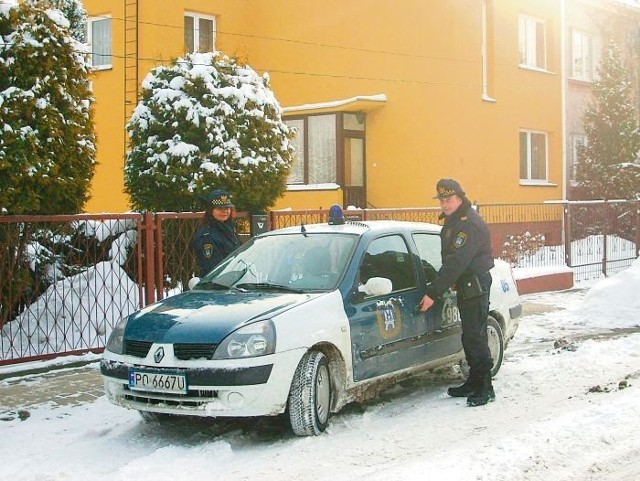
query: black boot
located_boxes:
[466,373,495,407]
[447,370,479,398]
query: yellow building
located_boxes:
[83,0,564,213]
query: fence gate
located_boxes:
[564,200,639,281]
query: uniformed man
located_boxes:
[191,189,241,276]
[419,179,496,407]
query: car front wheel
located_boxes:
[288,350,332,436]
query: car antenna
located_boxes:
[300,223,308,237]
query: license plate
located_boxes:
[128,370,188,394]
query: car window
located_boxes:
[358,234,417,295]
[412,232,441,283]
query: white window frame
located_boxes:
[184,12,216,53]
[481,0,496,101]
[519,129,549,183]
[569,133,587,184]
[87,16,112,70]
[570,29,593,82]
[519,15,546,70]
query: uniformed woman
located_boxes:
[191,189,241,276]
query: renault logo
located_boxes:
[154,347,165,363]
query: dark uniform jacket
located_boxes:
[425,199,494,299]
[191,219,241,276]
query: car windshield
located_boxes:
[197,232,358,292]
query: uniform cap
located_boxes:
[433,179,465,199]
[208,189,234,208]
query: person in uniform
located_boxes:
[191,189,241,276]
[419,179,496,407]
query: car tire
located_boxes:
[459,315,505,378]
[486,316,505,376]
[288,350,332,436]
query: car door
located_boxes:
[348,234,428,382]
[412,231,463,358]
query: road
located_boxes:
[1,288,639,481]
[0,299,553,419]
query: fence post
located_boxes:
[635,200,640,257]
[636,200,640,258]
[268,210,276,231]
[142,212,156,306]
[154,215,165,302]
[602,201,608,277]
[563,202,572,268]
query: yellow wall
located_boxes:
[83,0,563,213]
[84,2,126,212]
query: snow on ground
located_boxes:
[1,259,639,481]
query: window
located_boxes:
[519,15,546,69]
[285,112,367,206]
[88,17,111,69]
[184,13,215,53]
[287,119,305,184]
[481,0,495,100]
[307,115,337,184]
[569,134,587,183]
[571,30,593,81]
[358,235,416,295]
[286,114,337,184]
[519,130,548,182]
[412,233,442,283]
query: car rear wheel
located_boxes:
[486,316,504,376]
[459,315,505,378]
[288,350,332,436]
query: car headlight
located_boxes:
[105,317,128,354]
[214,320,276,359]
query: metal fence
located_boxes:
[0,213,143,364]
[1,201,638,364]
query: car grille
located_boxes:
[123,340,218,360]
[124,340,152,358]
[174,343,218,360]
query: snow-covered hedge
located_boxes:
[125,51,295,213]
[0,0,96,215]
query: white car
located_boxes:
[101,213,521,435]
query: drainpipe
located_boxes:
[560,0,568,202]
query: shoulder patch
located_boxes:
[453,231,467,248]
[460,216,468,221]
[202,243,214,259]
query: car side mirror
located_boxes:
[358,277,393,297]
[188,277,200,290]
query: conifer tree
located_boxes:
[576,40,640,200]
[0,0,96,214]
[47,0,87,42]
[125,51,294,213]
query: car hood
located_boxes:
[124,290,321,343]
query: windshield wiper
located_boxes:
[235,282,305,293]
[194,281,246,292]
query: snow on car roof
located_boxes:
[264,219,442,237]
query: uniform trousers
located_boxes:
[457,271,493,375]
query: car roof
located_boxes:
[263,219,442,237]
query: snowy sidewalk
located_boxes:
[0,363,102,421]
